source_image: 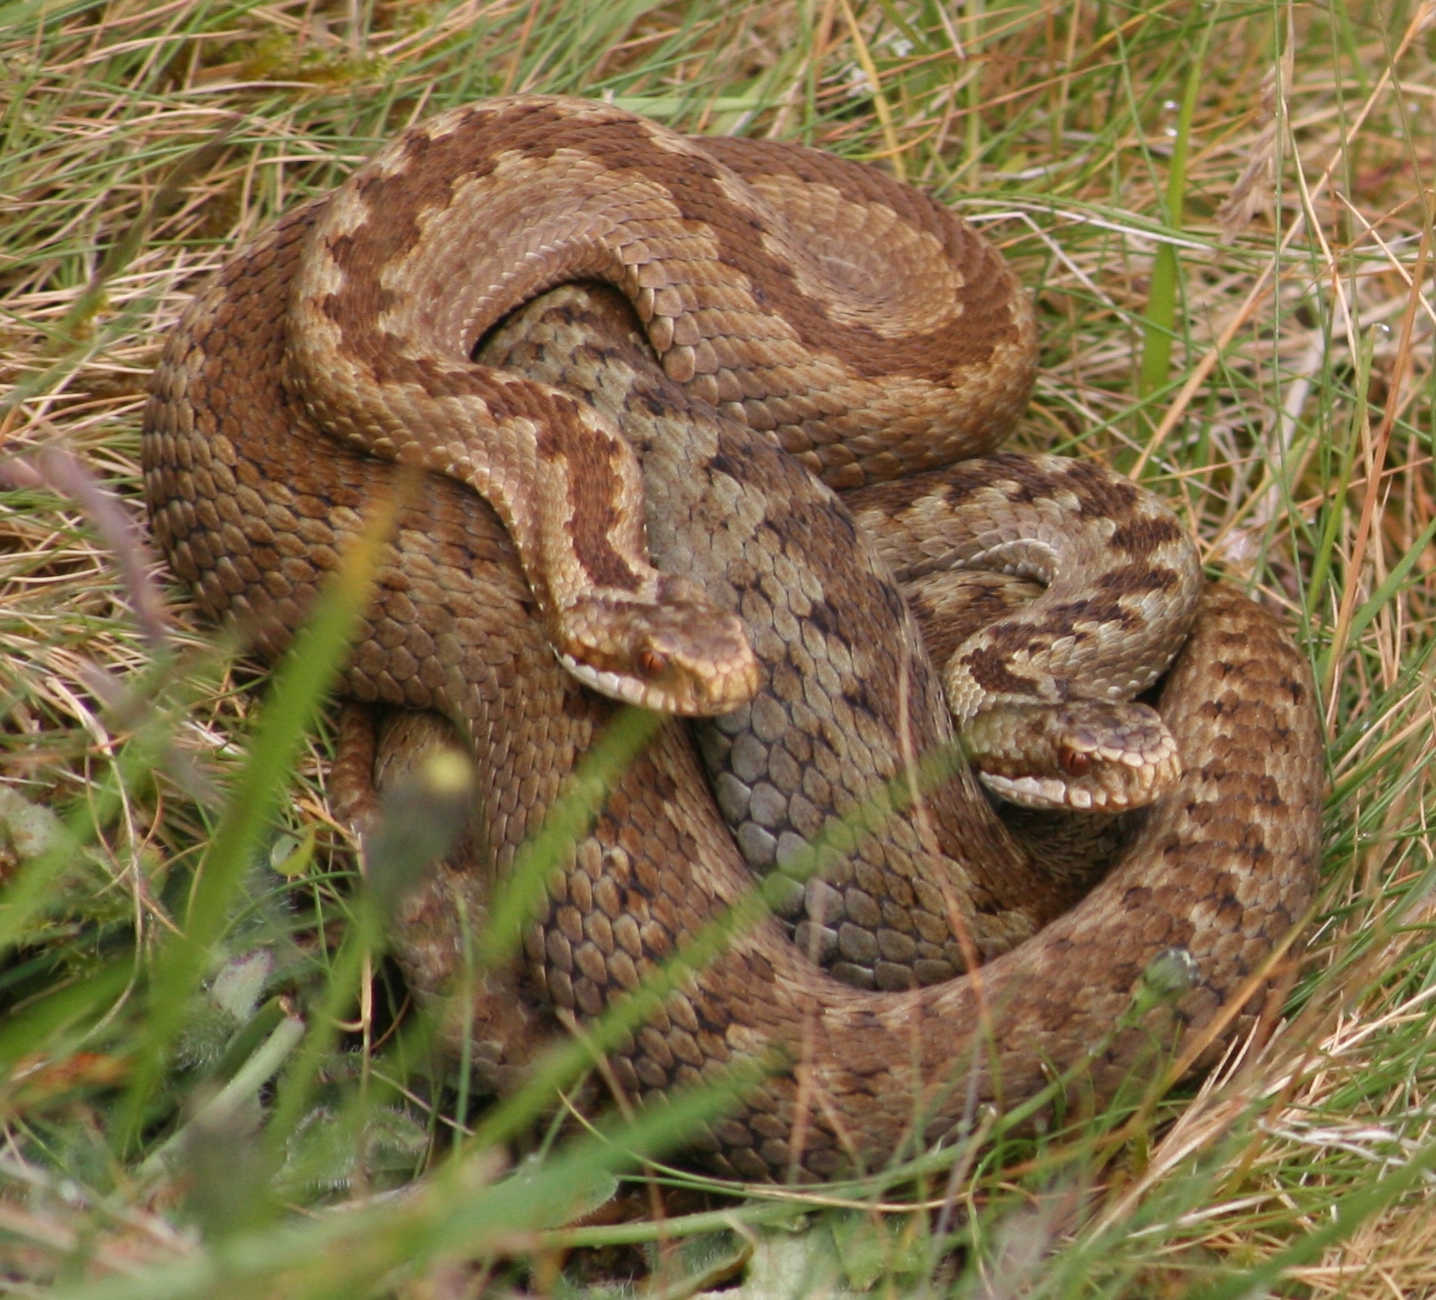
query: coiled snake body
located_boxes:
[143,98,1323,1180]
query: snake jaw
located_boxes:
[964,700,1184,812]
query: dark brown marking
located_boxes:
[1096,564,1183,597]
[959,644,1039,696]
[696,135,1026,381]
[319,119,508,391]
[1050,458,1143,520]
[1043,597,1140,634]
[535,397,643,592]
[1107,513,1187,560]
[327,100,1020,387]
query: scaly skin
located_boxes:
[144,209,1322,1179]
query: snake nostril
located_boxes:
[1060,747,1092,778]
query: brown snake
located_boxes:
[142,98,1324,1180]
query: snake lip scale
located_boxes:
[142,96,1325,1180]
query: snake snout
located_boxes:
[555,589,759,717]
[963,699,1183,812]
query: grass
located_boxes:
[1,0,1433,1294]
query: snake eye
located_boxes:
[637,649,669,680]
[1060,747,1092,778]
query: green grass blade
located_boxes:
[1188,1137,1436,1300]
[112,489,404,1152]
[0,961,130,1073]
[1135,9,1216,420]
[476,704,666,969]
[52,1069,756,1300]
[1318,513,1436,687]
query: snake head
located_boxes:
[961,699,1182,812]
[555,578,760,716]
